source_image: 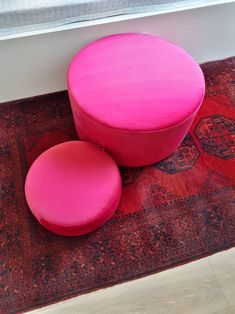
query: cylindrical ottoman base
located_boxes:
[69,97,199,167]
[67,33,205,166]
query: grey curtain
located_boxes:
[0,0,214,36]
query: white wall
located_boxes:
[0,1,234,103]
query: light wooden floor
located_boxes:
[29,248,235,314]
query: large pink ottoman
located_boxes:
[25,141,121,236]
[68,33,205,167]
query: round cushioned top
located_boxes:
[25,141,121,232]
[68,33,205,132]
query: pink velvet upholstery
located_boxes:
[68,33,205,166]
[25,141,121,236]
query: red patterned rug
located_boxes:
[0,58,235,314]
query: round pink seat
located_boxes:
[68,33,205,167]
[25,141,121,236]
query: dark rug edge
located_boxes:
[18,242,235,314]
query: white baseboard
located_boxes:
[0,1,234,103]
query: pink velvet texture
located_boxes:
[68,33,205,166]
[25,141,122,236]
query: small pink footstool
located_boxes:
[25,141,121,236]
[68,33,205,167]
